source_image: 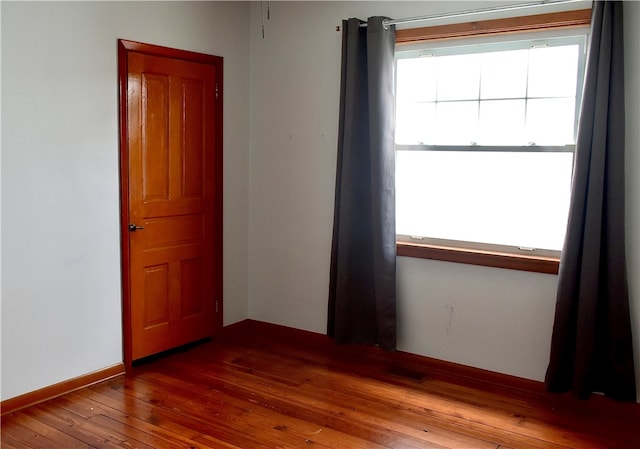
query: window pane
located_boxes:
[396,150,573,250]
[395,36,584,253]
[526,98,576,145]
[528,45,579,98]
[434,101,478,145]
[437,53,481,101]
[480,49,528,99]
[478,99,526,145]
[395,102,436,144]
[396,58,437,103]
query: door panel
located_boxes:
[120,41,222,362]
[140,73,170,201]
[143,264,170,328]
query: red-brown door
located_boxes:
[119,40,223,363]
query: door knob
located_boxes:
[129,224,144,232]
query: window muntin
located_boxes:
[395,32,587,254]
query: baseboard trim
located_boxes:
[1,363,125,416]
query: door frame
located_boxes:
[118,39,224,370]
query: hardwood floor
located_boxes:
[2,320,639,449]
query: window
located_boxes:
[393,10,590,273]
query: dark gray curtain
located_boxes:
[545,1,636,401]
[328,17,397,351]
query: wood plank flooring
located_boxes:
[3,320,639,449]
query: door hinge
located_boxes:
[215,300,219,313]
[215,83,219,100]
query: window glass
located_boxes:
[434,101,478,145]
[480,49,528,99]
[396,58,437,103]
[478,99,526,145]
[396,151,573,250]
[396,102,436,145]
[436,53,481,100]
[526,97,576,145]
[528,45,579,97]
[395,33,586,252]
[396,40,582,147]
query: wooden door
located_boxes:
[118,40,223,363]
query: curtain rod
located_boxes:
[356,0,584,29]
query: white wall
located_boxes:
[248,0,639,390]
[623,0,640,402]
[0,1,251,401]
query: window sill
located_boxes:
[397,241,559,274]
